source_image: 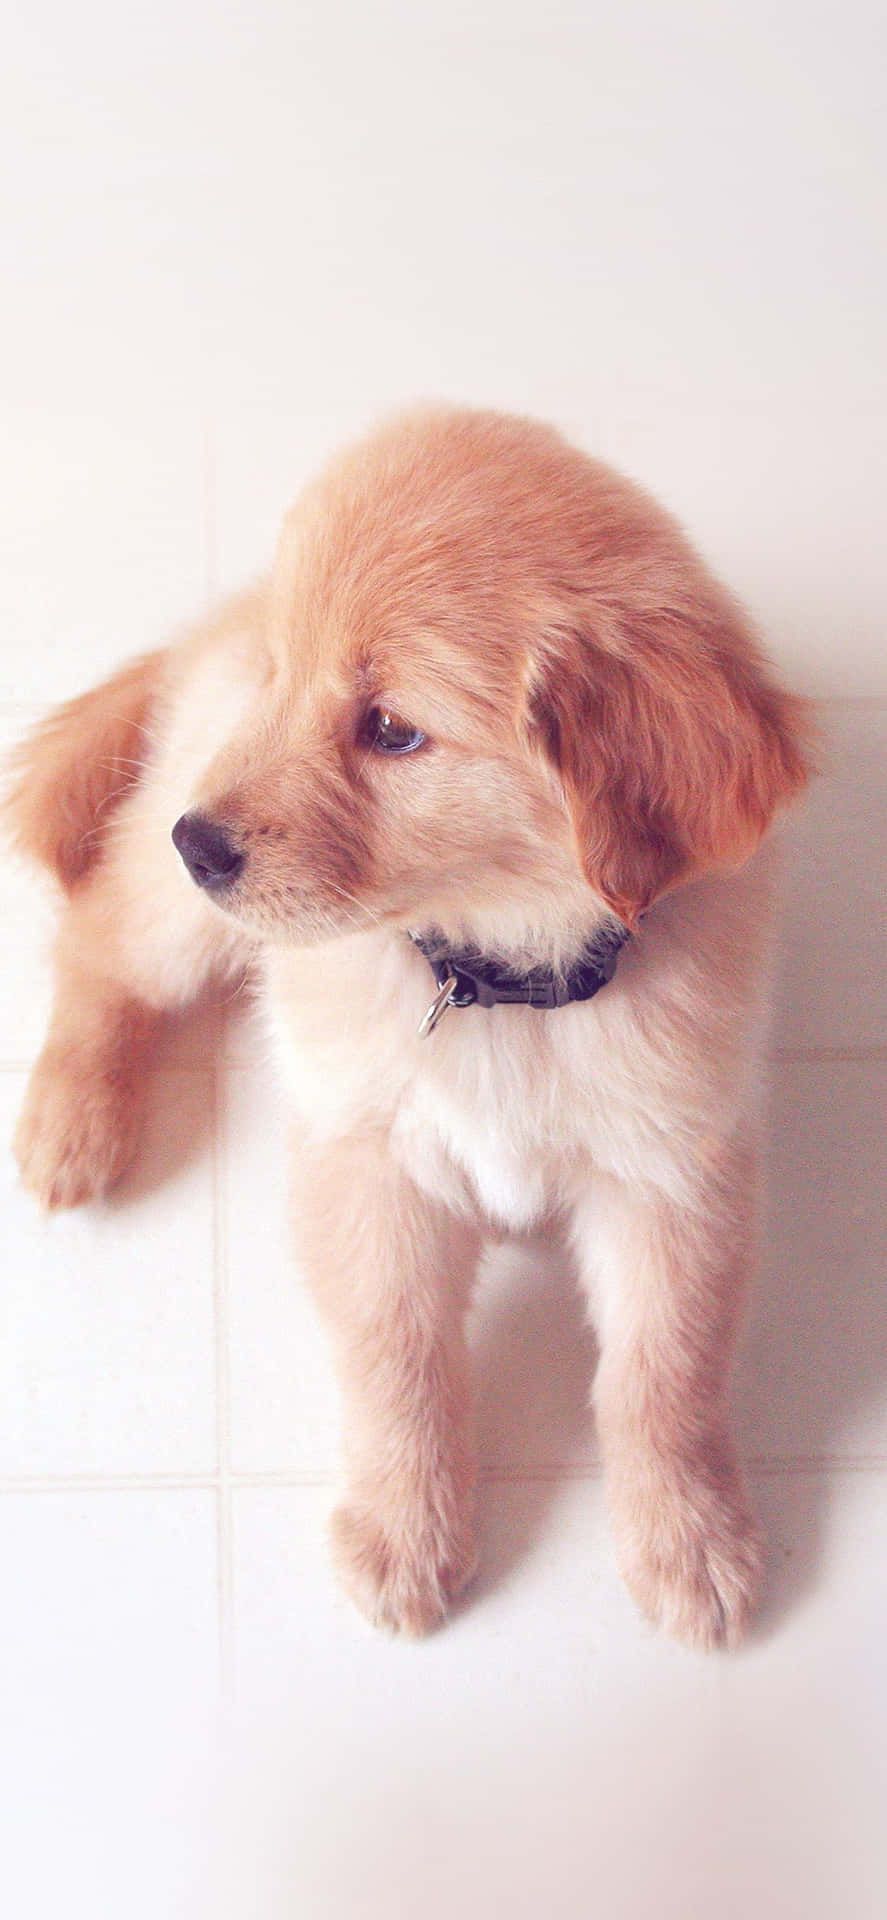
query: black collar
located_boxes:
[409,921,630,1035]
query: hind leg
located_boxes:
[15,792,251,1209]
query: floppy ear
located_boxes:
[528,609,813,927]
[2,649,166,892]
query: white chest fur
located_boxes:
[264,858,774,1233]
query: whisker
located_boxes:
[221,970,254,1009]
[323,878,386,931]
[116,716,165,747]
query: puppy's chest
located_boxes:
[391,1024,588,1230]
[265,948,614,1229]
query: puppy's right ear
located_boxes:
[526,614,813,927]
[3,650,166,890]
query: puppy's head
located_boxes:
[174,408,811,953]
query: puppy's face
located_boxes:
[176,610,579,951]
[174,409,810,952]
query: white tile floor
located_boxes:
[2,3,886,1915]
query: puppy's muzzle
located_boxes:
[172,813,244,891]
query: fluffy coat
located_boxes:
[5,407,811,1647]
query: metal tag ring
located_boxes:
[417,972,458,1038]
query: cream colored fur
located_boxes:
[6,406,811,1649]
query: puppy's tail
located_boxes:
[2,649,168,891]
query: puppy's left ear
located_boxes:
[527,607,814,927]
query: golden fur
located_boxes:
[5,406,812,1646]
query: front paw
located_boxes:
[612,1456,764,1652]
[14,1045,143,1210]
[331,1493,478,1637]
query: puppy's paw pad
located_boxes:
[331,1500,478,1637]
[621,1483,764,1652]
[14,1049,142,1210]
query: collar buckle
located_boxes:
[410,921,630,1035]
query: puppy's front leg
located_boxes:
[15,908,159,1210]
[291,1127,480,1635]
[573,1137,764,1650]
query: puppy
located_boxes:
[6,406,811,1648]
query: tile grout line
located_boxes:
[813,699,887,715]
[0,1475,225,1493]
[774,1045,887,1063]
[205,392,231,1691]
[211,1035,236,1699]
[202,416,219,608]
[3,1454,887,1495]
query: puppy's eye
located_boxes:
[365,707,427,755]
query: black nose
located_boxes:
[172,813,244,890]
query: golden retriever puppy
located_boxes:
[6,407,811,1649]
